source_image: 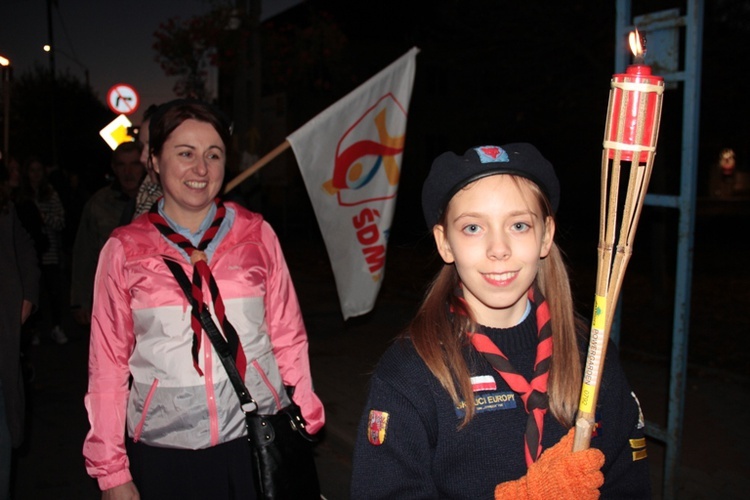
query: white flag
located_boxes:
[287,47,419,320]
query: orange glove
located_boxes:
[494,428,604,500]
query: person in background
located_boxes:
[17,156,67,345]
[5,156,20,193]
[350,144,651,498]
[708,147,738,199]
[7,155,47,266]
[69,141,144,327]
[0,161,40,500]
[82,99,324,499]
[60,170,91,264]
[44,162,72,222]
[131,103,163,221]
[6,156,46,385]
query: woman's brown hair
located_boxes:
[148,99,232,163]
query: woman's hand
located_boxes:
[102,481,140,500]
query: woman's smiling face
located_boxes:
[433,174,554,328]
[152,118,225,227]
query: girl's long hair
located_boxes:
[406,176,584,428]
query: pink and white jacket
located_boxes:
[83,201,324,491]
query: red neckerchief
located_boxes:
[148,199,247,377]
[458,285,552,467]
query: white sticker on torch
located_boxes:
[583,327,605,386]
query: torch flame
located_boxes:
[628,28,645,60]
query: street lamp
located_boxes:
[1,55,11,164]
[43,44,90,88]
[41,44,90,166]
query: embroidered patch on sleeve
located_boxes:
[630,437,648,461]
[367,410,390,446]
[592,409,602,438]
[631,391,646,429]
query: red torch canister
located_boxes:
[604,31,665,162]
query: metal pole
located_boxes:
[1,63,10,163]
[55,48,91,88]
[47,0,56,81]
[663,1,703,498]
[47,0,58,165]
[615,1,704,498]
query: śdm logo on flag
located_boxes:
[322,97,405,206]
[287,47,419,320]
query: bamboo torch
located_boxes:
[573,28,665,451]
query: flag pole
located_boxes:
[224,140,291,194]
[224,46,420,197]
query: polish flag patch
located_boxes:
[471,375,497,392]
[367,410,390,446]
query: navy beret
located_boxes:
[421,143,560,228]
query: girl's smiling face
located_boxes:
[433,174,554,328]
[152,118,225,229]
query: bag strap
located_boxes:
[163,258,258,413]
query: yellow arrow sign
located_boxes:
[99,114,135,150]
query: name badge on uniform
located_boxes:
[455,390,517,417]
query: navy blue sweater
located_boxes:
[350,306,651,499]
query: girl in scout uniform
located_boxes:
[351,143,651,499]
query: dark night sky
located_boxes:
[1,0,747,202]
[0,0,302,123]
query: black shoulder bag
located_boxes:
[164,258,321,500]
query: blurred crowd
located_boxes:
[1,138,148,378]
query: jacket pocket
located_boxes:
[251,359,283,411]
[132,378,159,442]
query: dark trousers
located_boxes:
[30,263,65,333]
[126,437,257,500]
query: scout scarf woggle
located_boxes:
[149,199,247,377]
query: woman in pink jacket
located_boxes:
[83,99,324,499]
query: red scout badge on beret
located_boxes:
[367,410,390,446]
[475,146,510,163]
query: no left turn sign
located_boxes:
[107,83,140,115]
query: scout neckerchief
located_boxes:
[459,285,552,467]
[148,198,247,377]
